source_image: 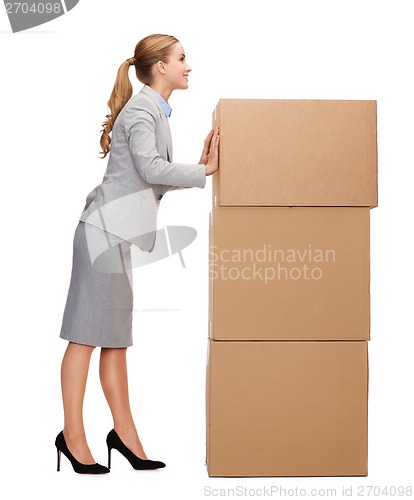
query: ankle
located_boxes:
[113,423,138,437]
[63,428,87,441]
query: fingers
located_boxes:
[204,128,219,163]
[211,128,220,152]
[204,129,214,146]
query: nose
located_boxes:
[186,64,192,72]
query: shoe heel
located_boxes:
[57,448,61,472]
[107,446,112,470]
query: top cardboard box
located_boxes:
[212,99,378,207]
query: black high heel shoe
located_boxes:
[106,429,166,470]
[55,431,110,474]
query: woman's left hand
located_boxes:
[199,129,214,164]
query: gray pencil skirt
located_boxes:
[59,221,134,348]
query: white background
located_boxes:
[1,0,413,498]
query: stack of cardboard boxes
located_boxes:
[206,99,378,477]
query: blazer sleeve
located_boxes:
[125,108,206,189]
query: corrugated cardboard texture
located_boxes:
[206,340,368,477]
[209,206,370,340]
[212,99,378,207]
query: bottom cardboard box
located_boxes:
[206,340,368,477]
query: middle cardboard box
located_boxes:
[209,204,370,341]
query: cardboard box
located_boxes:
[212,99,378,207]
[206,340,368,477]
[209,206,370,341]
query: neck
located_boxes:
[149,82,172,102]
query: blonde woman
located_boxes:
[56,33,219,474]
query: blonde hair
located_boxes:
[99,34,179,159]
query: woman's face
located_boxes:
[163,42,191,90]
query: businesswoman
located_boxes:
[56,33,219,474]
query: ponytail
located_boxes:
[99,58,135,159]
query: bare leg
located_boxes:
[61,341,96,464]
[99,347,148,459]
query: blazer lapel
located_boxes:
[164,118,173,162]
[140,85,173,162]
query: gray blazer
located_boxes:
[79,84,206,253]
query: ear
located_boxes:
[155,60,167,75]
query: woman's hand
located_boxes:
[204,128,220,176]
[199,129,214,165]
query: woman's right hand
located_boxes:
[205,128,220,176]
